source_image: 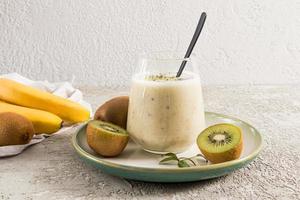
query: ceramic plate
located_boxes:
[72,112,262,182]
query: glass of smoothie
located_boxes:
[127,51,206,154]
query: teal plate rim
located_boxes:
[72,112,263,174]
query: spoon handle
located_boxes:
[176,12,207,77]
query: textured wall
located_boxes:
[1,0,300,87]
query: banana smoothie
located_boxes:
[127,72,206,153]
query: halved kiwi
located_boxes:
[197,123,243,164]
[86,120,129,157]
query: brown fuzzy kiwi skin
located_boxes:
[0,112,34,146]
[200,135,243,164]
[94,96,129,129]
[86,121,129,157]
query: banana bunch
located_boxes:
[0,79,90,134]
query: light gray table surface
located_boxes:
[0,85,299,200]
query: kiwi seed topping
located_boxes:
[145,74,180,81]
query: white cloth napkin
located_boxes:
[0,73,92,157]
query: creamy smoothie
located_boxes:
[127,72,206,153]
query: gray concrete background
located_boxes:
[1,1,300,87]
[0,85,299,199]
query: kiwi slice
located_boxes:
[86,120,129,157]
[197,123,243,164]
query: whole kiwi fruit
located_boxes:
[0,112,34,146]
[94,96,129,129]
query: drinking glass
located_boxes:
[127,51,206,154]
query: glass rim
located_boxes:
[139,51,197,62]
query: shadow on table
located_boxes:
[127,175,225,188]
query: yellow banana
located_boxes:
[0,101,62,134]
[0,78,90,123]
